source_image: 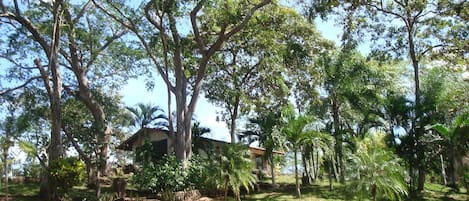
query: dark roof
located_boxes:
[116,128,285,155]
[116,128,169,151]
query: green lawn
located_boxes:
[0,176,467,201]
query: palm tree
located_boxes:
[431,112,469,190]
[345,132,408,201]
[241,111,284,188]
[282,112,311,199]
[125,103,168,129]
[210,144,257,201]
[301,130,335,186]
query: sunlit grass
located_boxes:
[0,178,468,201]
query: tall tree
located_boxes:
[1,1,140,197]
[204,4,297,143]
[1,1,66,200]
[93,0,272,162]
[315,50,386,183]
[281,107,312,198]
[308,0,467,192]
[337,0,466,192]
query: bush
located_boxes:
[132,155,191,195]
[49,157,85,194]
[345,133,408,201]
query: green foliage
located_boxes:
[132,154,207,196]
[125,103,168,129]
[208,144,257,200]
[49,157,85,193]
[132,155,185,195]
[345,133,408,201]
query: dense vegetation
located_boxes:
[0,0,468,201]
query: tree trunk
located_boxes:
[3,150,8,201]
[331,94,345,184]
[175,83,187,162]
[440,153,447,185]
[229,97,240,143]
[269,155,277,189]
[406,13,425,193]
[294,148,301,198]
[223,176,229,201]
[449,150,458,189]
[39,170,50,200]
[302,147,311,185]
[328,159,333,191]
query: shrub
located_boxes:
[49,157,85,195]
[345,132,408,201]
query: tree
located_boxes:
[62,92,129,192]
[93,0,272,163]
[242,110,284,188]
[1,1,66,199]
[342,0,466,192]
[0,101,29,201]
[209,144,257,201]
[204,5,316,143]
[345,132,408,201]
[315,50,387,183]
[126,103,168,129]
[281,107,312,199]
[301,128,335,185]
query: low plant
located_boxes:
[208,144,257,201]
[345,132,408,201]
[49,157,85,198]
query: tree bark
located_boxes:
[269,155,277,189]
[331,94,345,184]
[3,149,8,201]
[440,153,447,185]
[294,148,301,198]
[229,97,240,143]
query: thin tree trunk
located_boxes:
[3,150,8,201]
[331,94,345,184]
[332,157,339,182]
[229,97,240,143]
[440,153,447,185]
[224,177,229,201]
[269,155,277,189]
[294,148,301,198]
[328,158,333,191]
[406,12,425,192]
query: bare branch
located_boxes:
[0,12,51,58]
[144,2,163,31]
[34,59,52,96]
[74,0,92,24]
[92,0,175,91]
[190,0,207,53]
[0,76,41,95]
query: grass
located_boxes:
[0,176,467,201]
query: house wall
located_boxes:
[131,130,170,163]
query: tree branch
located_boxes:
[92,0,175,92]
[0,12,51,58]
[0,76,41,95]
[86,30,128,69]
[190,0,207,53]
[34,59,52,97]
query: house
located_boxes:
[116,128,284,175]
